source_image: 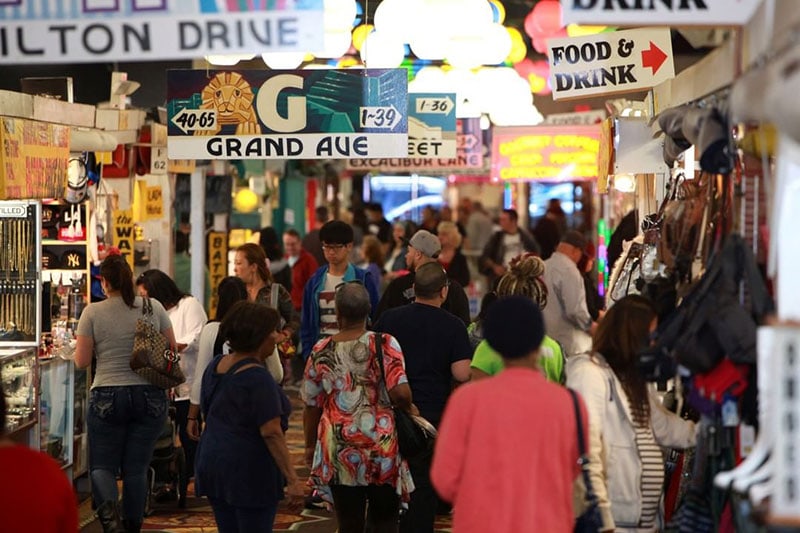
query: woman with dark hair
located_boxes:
[195,301,304,532]
[187,277,284,441]
[384,221,412,279]
[0,379,79,532]
[566,294,696,532]
[234,243,300,341]
[257,226,292,292]
[303,282,414,532]
[75,255,174,532]
[136,269,208,481]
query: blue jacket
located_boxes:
[300,263,380,358]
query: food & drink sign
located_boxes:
[548,27,674,100]
[166,69,409,160]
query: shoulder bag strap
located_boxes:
[568,388,599,506]
[270,283,280,309]
[373,332,391,403]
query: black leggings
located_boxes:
[329,484,400,533]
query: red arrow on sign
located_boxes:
[641,41,668,75]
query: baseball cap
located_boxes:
[560,230,587,251]
[408,230,441,259]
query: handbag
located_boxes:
[130,297,186,390]
[270,284,296,360]
[568,388,604,533]
[374,332,435,460]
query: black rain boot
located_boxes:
[123,519,142,533]
[96,501,125,533]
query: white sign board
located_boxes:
[560,0,762,26]
[548,28,674,101]
[544,110,607,125]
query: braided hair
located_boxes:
[495,253,548,310]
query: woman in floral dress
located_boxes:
[302,281,415,533]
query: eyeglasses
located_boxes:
[322,243,347,252]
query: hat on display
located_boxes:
[697,108,733,175]
[484,296,545,360]
[42,250,59,269]
[408,230,442,259]
[561,230,587,251]
[60,249,86,270]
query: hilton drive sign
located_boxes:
[548,27,674,101]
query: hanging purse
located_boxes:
[569,388,604,533]
[130,297,186,390]
[374,332,435,460]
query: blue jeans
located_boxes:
[208,498,277,533]
[88,385,168,522]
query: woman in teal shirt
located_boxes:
[470,253,565,384]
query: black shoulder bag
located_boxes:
[374,332,434,460]
[568,388,603,533]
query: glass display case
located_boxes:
[1,347,38,445]
[38,356,74,469]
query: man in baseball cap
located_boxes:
[375,229,470,325]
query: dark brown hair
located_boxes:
[220,301,280,354]
[593,294,656,426]
[100,254,136,307]
[361,235,384,266]
[237,243,272,284]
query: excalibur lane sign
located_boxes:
[167,69,408,160]
[0,0,323,65]
[561,0,762,26]
[548,27,674,101]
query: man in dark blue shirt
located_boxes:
[374,262,472,533]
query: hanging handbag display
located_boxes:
[569,388,604,533]
[130,297,185,390]
[374,332,435,460]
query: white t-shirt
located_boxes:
[502,232,523,267]
[319,274,343,339]
[168,296,208,401]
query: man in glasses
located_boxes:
[375,229,470,325]
[300,220,380,360]
[374,261,472,533]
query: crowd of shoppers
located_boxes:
[67,198,698,533]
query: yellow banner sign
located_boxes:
[112,208,135,270]
[207,231,228,319]
[144,186,164,220]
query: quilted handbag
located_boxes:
[130,297,185,389]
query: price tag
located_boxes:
[150,146,168,175]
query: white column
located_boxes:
[190,167,205,303]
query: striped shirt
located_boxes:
[635,422,665,528]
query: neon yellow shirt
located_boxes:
[470,335,565,384]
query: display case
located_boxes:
[1,347,38,446]
[38,356,74,470]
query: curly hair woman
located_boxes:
[470,253,565,383]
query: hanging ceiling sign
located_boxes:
[167,69,408,160]
[0,0,323,65]
[345,117,484,173]
[561,0,762,26]
[492,125,601,181]
[407,93,457,158]
[548,27,674,101]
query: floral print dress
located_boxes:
[302,332,414,501]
